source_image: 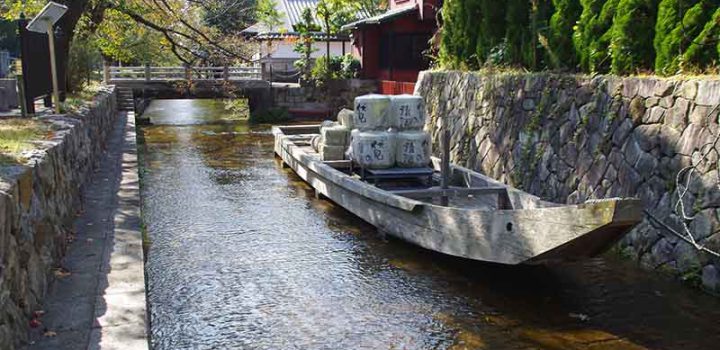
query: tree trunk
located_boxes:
[56,0,91,92]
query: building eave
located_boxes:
[340,5,418,31]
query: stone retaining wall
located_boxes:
[415,71,720,293]
[273,79,377,113]
[0,87,118,348]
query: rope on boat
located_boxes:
[646,102,720,258]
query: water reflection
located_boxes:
[140,99,720,350]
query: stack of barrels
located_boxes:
[350,94,431,169]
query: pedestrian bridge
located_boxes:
[106,65,272,113]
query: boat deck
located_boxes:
[283,133,508,210]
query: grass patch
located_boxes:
[0,119,54,165]
[63,82,104,113]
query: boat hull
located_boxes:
[273,126,642,265]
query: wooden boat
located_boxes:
[273,124,643,265]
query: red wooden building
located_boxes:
[341,0,441,94]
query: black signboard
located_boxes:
[18,17,67,114]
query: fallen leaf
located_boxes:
[43,331,57,337]
[53,268,71,278]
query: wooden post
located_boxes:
[144,63,151,82]
[103,60,110,84]
[223,65,229,81]
[14,60,27,117]
[440,115,451,207]
[47,22,60,114]
[184,64,191,81]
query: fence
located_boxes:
[106,65,263,82]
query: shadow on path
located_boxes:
[27,112,148,350]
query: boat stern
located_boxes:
[522,198,643,264]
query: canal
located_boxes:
[139,99,720,349]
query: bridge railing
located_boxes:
[106,65,262,82]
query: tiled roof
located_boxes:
[340,5,417,31]
[281,0,319,30]
[242,0,370,34]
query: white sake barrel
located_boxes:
[390,94,426,130]
[395,131,431,168]
[337,108,354,129]
[320,120,337,128]
[350,130,396,169]
[319,143,346,161]
[353,94,390,130]
[310,135,322,152]
[321,125,349,146]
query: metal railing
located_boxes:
[106,65,262,82]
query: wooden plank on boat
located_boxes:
[390,186,502,197]
[276,125,320,135]
[323,160,352,169]
[391,186,514,209]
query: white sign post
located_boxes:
[26,2,68,114]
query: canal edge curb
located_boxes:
[89,110,150,349]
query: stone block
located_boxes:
[622,136,643,165]
[635,152,658,178]
[654,79,676,97]
[665,97,689,130]
[677,124,704,155]
[622,77,640,98]
[673,242,701,272]
[677,80,698,100]
[696,80,720,106]
[702,264,719,292]
[637,79,657,98]
[659,95,675,108]
[645,97,660,108]
[689,104,718,126]
[643,106,665,124]
[634,125,660,151]
[612,118,634,146]
[658,126,681,157]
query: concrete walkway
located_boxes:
[27,111,149,350]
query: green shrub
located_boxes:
[609,0,658,75]
[574,0,620,73]
[655,0,719,75]
[549,0,583,68]
[679,4,720,73]
[310,54,360,84]
[439,0,720,74]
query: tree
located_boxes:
[655,0,719,75]
[0,19,19,56]
[2,0,256,88]
[293,8,319,84]
[255,0,283,32]
[316,0,360,71]
[681,7,720,71]
[574,0,620,73]
[202,0,257,34]
[549,0,582,69]
[609,0,658,75]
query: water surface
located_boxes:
[140,99,720,349]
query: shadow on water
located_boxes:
[140,99,720,350]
